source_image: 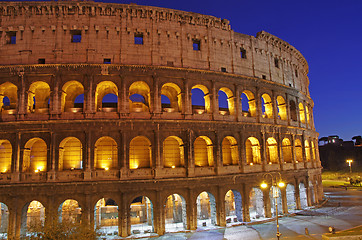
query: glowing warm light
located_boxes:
[269,162,272,165]
[71,167,74,170]
[249,162,253,166]
[261,182,268,189]
[196,109,205,114]
[104,167,109,171]
[35,169,39,173]
[171,166,175,169]
[2,169,7,173]
[295,161,299,163]
[346,159,353,166]
[278,182,285,188]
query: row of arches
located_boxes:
[0,135,317,173]
[0,182,315,238]
[0,81,313,125]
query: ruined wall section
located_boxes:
[0,1,308,95]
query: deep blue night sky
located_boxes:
[7,0,362,141]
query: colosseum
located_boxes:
[0,1,322,239]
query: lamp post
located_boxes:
[260,172,285,240]
[346,159,353,173]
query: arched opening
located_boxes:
[129,136,152,169]
[58,199,81,223]
[95,137,118,170]
[266,137,278,164]
[27,81,50,113]
[309,181,315,204]
[295,139,303,163]
[299,103,305,124]
[286,184,296,212]
[0,82,18,114]
[61,81,84,113]
[311,141,316,161]
[249,188,265,220]
[0,203,9,238]
[23,138,47,173]
[282,138,293,163]
[161,83,182,112]
[191,85,210,114]
[261,94,273,118]
[95,81,118,112]
[165,194,186,232]
[306,106,310,125]
[241,90,256,117]
[245,137,261,165]
[129,81,150,113]
[218,87,234,115]
[196,191,216,228]
[20,201,45,237]
[299,183,308,208]
[0,140,12,173]
[276,96,287,120]
[130,196,154,234]
[163,136,184,168]
[222,136,239,166]
[269,187,283,217]
[194,136,213,167]
[289,100,297,121]
[94,198,118,236]
[59,137,83,171]
[225,190,242,224]
[305,140,311,162]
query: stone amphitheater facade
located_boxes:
[0,1,322,239]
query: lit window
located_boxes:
[193,39,200,51]
[71,30,82,43]
[134,33,143,45]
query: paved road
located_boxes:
[150,188,362,240]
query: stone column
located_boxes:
[235,86,242,121]
[81,195,92,226]
[216,187,226,227]
[242,185,251,222]
[84,131,92,180]
[272,90,278,123]
[263,188,271,218]
[277,131,283,170]
[11,133,21,182]
[280,188,288,214]
[211,81,218,118]
[152,75,161,117]
[261,131,267,171]
[47,132,56,181]
[214,131,221,174]
[187,129,195,177]
[294,178,301,210]
[285,93,291,125]
[16,72,26,119]
[153,127,161,178]
[184,78,192,117]
[120,193,129,237]
[301,133,307,168]
[186,190,197,230]
[239,131,246,171]
[291,134,297,169]
[15,205,22,239]
[7,205,16,239]
[154,191,165,235]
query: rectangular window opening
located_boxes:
[104,58,111,64]
[274,58,279,68]
[134,33,144,45]
[221,67,227,72]
[295,69,298,78]
[6,32,17,44]
[193,39,201,51]
[71,30,82,43]
[262,75,266,80]
[240,48,246,59]
[38,58,45,64]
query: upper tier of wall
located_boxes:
[0,1,309,95]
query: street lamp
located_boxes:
[346,159,353,173]
[260,172,285,240]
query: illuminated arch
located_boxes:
[266,137,278,164]
[95,81,118,112]
[225,190,242,223]
[299,103,305,124]
[129,81,150,112]
[129,136,152,169]
[305,140,311,162]
[306,106,310,125]
[194,136,214,167]
[94,198,118,233]
[95,137,118,170]
[218,87,235,115]
[23,138,47,173]
[241,90,256,117]
[295,139,303,162]
[191,85,210,114]
[0,202,9,237]
[20,200,45,236]
[196,191,216,227]
[286,184,296,212]
[130,196,154,234]
[249,187,264,220]
[276,96,287,120]
[59,199,82,223]
[311,140,316,161]
[27,81,50,113]
[282,138,293,163]
[163,136,184,168]
[59,137,83,170]
[165,194,186,232]
[61,81,84,112]
[261,93,273,118]
[245,137,261,165]
[0,82,18,114]
[222,136,239,166]
[0,140,12,173]
[161,83,182,112]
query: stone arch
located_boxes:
[245,137,261,165]
[194,136,214,167]
[59,137,83,170]
[58,199,82,223]
[282,138,293,163]
[0,140,12,173]
[261,93,273,118]
[23,138,47,173]
[129,136,152,169]
[20,200,45,236]
[94,198,119,235]
[164,194,187,232]
[61,81,84,113]
[162,136,184,168]
[218,87,235,115]
[276,96,287,120]
[289,100,297,121]
[241,90,256,117]
[94,136,118,170]
[96,81,118,112]
[225,189,242,223]
[222,136,239,166]
[269,187,283,216]
[191,84,210,114]
[311,140,316,161]
[306,105,310,125]
[0,82,18,114]
[0,202,9,238]
[196,191,216,228]
[27,81,50,113]
[299,182,308,208]
[295,139,303,162]
[129,81,150,112]
[130,196,154,234]
[305,140,311,162]
[161,83,182,112]
[286,184,296,212]
[249,187,265,220]
[266,137,278,164]
[299,103,305,124]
